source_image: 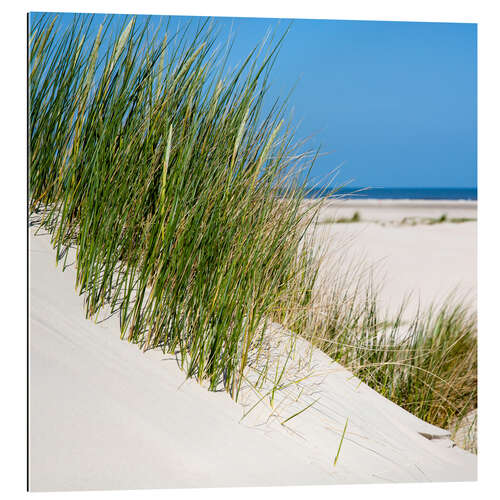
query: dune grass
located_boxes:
[320,211,361,224]
[29,13,321,397]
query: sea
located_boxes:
[306,187,477,201]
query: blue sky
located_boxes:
[218,17,477,188]
[31,13,477,188]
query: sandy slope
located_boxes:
[29,226,476,492]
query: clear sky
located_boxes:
[32,13,477,188]
[215,17,477,188]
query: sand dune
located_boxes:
[29,223,476,491]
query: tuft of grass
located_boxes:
[321,211,361,224]
[29,14,322,397]
[450,217,476,224]
[422,213,448,225]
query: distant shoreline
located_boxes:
[308,198,477,210]
[304,187,477,201]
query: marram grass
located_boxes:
[29,14,321,397]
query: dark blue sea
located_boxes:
[306,187,477,201]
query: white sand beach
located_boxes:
[311,199,476,318]
[29,202,477,491]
